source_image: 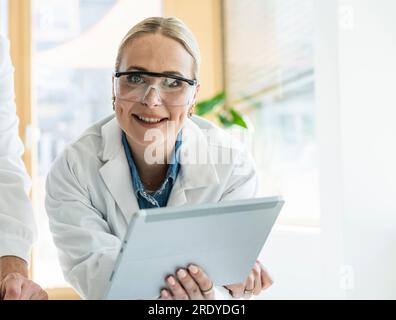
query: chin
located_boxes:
[136,128,168,144]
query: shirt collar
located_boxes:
[101,115,219,191]
[122,131,182,195]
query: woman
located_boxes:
[45,17,272,300]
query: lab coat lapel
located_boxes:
[99,117,139,223]
[98,116,220,212]
[167,118,220,207]
[166,176,187,206]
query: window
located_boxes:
[31,0,162,289]
[223,0,319,226]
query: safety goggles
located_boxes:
[113,71,198,107]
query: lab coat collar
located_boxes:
[99,117,138,222]
[100,116,123,161]
[177,117,220,190]
[98,115,219,222]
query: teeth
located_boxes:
[137,116,163,123]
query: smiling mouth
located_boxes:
[132,114,169,124]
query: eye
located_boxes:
[162,77,182,88]
[126,74,144,84]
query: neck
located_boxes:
[126,135,175,190]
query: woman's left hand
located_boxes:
[160,264,215,300]
[224,260,273,299]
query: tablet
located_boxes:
[104,196,284,300]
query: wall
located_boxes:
[338,0,396,299]
[314,0,346,299]
[258,226,323,299]
[163,0,224,100]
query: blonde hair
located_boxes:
[115,16,201,80]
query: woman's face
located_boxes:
[114,33,199,148]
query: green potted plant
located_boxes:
[195,91,248,129]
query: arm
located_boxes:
[45,152,122,300]
[0,256,28,279]
[0,34,36,264]
[0,35,46,300]
[0,256,47,300]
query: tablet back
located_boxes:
[105,196,283,299]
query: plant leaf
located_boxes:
[230,108,248,128]
[217,114,234,128]
[195,91,225,116]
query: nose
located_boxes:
[141,85,162,108]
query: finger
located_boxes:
[166,276,189,300]
[30,288,49,301]
[176,269,204,300]
[243,272,255,299]
[252,262,262,295]
[3,278,22,300]
[20,281,39,300]
[224,284,245,298]
[258,262,274,290]
[160,289,173,300]
[187,265,214,300]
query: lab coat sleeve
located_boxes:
[0,35,36,262]
[45,151,121,300]
[220,145,258,202]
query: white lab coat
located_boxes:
[45,114,258,299]
[0,36,36,262]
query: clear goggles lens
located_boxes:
[114,72,197,107]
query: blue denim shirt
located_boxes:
[122,131,181,209]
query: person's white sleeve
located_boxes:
[219,145,258,202]
[45,151,121,300]
[0,35,36,262]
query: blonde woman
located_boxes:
[45,17,272,300]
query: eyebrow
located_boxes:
[125,66,186,78]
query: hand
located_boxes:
[0,273,48,300]
[224,260,273,299]
[160,264,215,300]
